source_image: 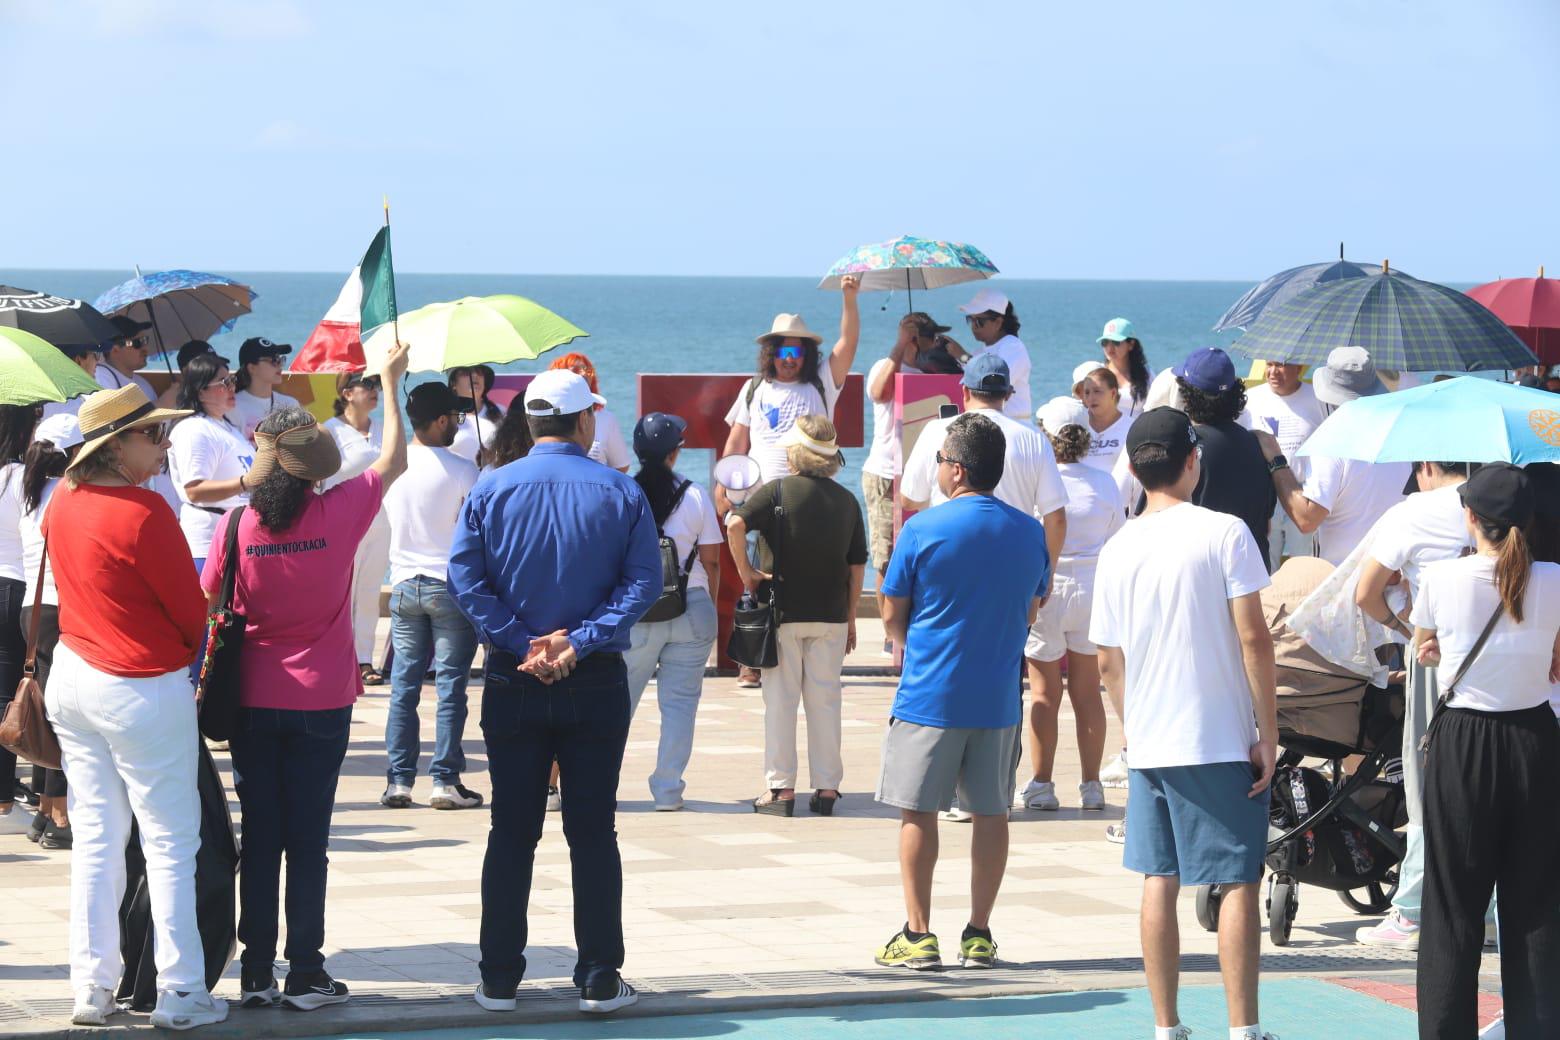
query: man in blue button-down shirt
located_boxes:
[448,369,660,1015]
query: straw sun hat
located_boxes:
[68,385,190,473]
[756,314,824,347]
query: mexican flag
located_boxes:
[291,226,397,373]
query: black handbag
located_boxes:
[196,507,247,742]
[725,480,782,669]
[641,480,700,624]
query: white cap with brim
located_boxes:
[1072,360,1109,386]
[1036,395,1091,433]
[34,414,84,452]
[959,287,1010,316]
[524,369,606,416]
[1313,346,1388,406]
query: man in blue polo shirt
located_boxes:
[872,412,1050,972]
[448,368,660,1016]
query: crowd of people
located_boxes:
[1,287,1557,1040]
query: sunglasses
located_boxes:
[257,355,284,366]
[128,423,168,443]
[205,375,238,390]
[935,450,965,468]
[450,411,467,424]
[775,346,806,361]
[965,314,998,328]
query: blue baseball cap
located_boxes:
[633,412,687,459]
[961,353,1013,395]
[1172,347,1237,393]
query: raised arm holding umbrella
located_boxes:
[92,269,255,380]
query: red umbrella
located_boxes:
[1465,267,1560,365]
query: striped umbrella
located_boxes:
[94,269,256,373]
[1230,265,1539,372]
[817,235,998,311]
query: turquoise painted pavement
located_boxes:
[338,980,1413,1039]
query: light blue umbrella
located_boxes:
[817,235,998,311]
[1297,375,1560,465]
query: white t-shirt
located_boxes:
[231,388,301,443]
[1127,366,1164,417]
[382,443,479,586]
[1081,411,1133,476]
[323,416,383,490]
[19,478,58,605]
[449,410,501,464]
[1368,482,1474,603]
[900,407,1068,518]
[1088,502,1272,768]
[977,335,1032,422]
[95,364,159,403]
[863,357,906,479]
[657,476,724,594]
[589,407,632,470]
[1057,462,1124,567]
[0,463,26,582]
[1244,383,1325,459]
[167,414,253,560]
[1302,456,1410,565]
[1411,556,1560,713]
[724,366,841,484]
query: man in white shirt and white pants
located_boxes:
[380,382,483,812]
[1090,407,1278,1040]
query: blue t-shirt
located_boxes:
[881,495,1050,729]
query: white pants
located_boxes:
[44,642,205,993]
[350,510,391,665]
[761,621,848,791]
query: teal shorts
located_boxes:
[1124,763,1270,886]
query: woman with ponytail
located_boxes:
[1408,463,1560,1039]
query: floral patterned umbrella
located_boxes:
[817,235,998,310]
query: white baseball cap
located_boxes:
[1072,360,1109,386]
[33,413,84,451]
[1036,395,1091,433]
[523,369,606,416]
[958,287,1011,316]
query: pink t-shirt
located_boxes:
[202,470,384,710]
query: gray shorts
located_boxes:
[876,718,1017,817]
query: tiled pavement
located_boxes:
[0,619,1492,1036]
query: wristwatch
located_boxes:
[1267,453,1289,475]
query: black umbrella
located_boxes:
[0,285,119,350]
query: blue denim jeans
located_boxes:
[229,705,352,976]
[624,587,716,805]
[385,576,479,786]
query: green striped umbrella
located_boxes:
[1230,267,1539,371]
[0,326,105,406]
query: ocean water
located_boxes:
[4,270,1253,500]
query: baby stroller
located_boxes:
[1194,557,1407,946]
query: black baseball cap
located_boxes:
[108,315,151,342]
[239,337,293,366]
[634,412,687,460]
[1459,462,1532,530]
[406,382,475,425]
[906,311,951,336]
[1126,406,1200,458]
[176,340,224,369]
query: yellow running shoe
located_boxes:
[874,929,942,970]
[958,933,998,968]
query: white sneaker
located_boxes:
[473,983,517,1012]
[1479,1012,1505,1039]
[1355,908,1420,950]
[1079,780,1106,811]
[149,989,228,1030]
[71,986,118,1025]
[941,803,973,823]
[380,783,413,808]
[1020,780,1059,811]
[430,783,484,810]
[546,785,562,812]
[1100,750,1129,788]
[653,800,685,812]
[1105,820,1126,845]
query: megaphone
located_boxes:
[713,454,764,505]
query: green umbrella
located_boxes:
[0,326,106,406]
[361,294,587,374]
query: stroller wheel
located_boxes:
[1267,876,1298,946]
[1194,884,1223,933]
[1339,870,1398,915]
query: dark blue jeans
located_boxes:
[229,705,352,976]
[479,651,631,992]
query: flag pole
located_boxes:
[384,195,401,351]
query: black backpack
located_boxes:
[641,480,700,623]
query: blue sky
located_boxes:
[5,0,1557,281]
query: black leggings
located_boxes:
[0,578,25,798]
[1417,704,1559,1039]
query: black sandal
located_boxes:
[809,791,841,816]
[753,789,795,816]
[360,664,386,686]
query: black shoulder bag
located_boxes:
[1417,602,1503,754]
[641,480,701,624]
[725,480,782,669]
[197,507,247,742]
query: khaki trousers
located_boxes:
[761,621,848,791]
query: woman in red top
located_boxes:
[41,385,228,1030]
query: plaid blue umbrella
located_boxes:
[1230,269,1539,371]
[1297,375,1560,466]
[1213,257,1387,332]
[94,269,256,371]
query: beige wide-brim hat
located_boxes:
[68,385,191,473]
[254,416,343,483]
[756,313,824,347]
